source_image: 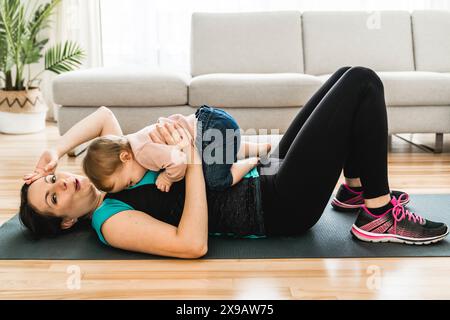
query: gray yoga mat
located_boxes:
[0,194,449,260]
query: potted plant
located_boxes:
[0,0,85,134]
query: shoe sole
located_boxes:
[351,224,449,245]
[331,197,410,213]
[331,198,362,212]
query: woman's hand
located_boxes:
[23,149,59,184]
[152,122,192,147]
[153,122,200,164]
[22,107,123,185]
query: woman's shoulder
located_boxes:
[91,197,134,244]
[91,170,161,243]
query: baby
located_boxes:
[83,105,271,193]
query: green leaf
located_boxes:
[45,40,86,74]
[1,0,84,89]
[22,38,42,65]
[28,0,61,39]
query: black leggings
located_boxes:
[260,66,391,236]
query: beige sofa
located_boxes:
[53,10,450,150]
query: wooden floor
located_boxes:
[0,123,449,299]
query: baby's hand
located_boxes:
[155,173,173,192]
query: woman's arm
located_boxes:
[102,123,209,258]
[54,106,122,158]
[175,143,208,252]
[102,159,208,258]
[24,106,122,184]
[101,208,206,259]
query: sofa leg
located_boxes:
[68,142,89,157]
[393,133,444,153]
[435,133,444,154]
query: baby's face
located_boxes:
[107,160,145,193]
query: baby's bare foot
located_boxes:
[258,143,272,157]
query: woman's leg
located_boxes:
[270,66,352,159]
[271,66,367,188]
[262,66,390,235]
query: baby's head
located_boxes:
[83,135,146,193]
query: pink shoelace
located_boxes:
[391,193,425,234]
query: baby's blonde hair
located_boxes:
[82,135,132,192]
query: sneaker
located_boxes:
[351,194,448,245]
[331,183,410,212]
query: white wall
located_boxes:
[100,0,450,73]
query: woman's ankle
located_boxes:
[365,194,391,208]
[345,177,362,188]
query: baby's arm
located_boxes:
[230,157,259,186]
[136,142,188,192]
[155,171,174,192]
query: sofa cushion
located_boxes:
[302,11,415,75]
[412,10,450,72]
[57,105,303,135]
[189,73,322,107]
[387,106,450,133]
[190,11,304,76]
[318,71,450,106]
[53,67,190,107]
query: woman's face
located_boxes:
[27,171,99,221]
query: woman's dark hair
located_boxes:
[19,183,65,239]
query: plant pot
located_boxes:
[0,88,48,134]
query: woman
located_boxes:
[20,67,448,259]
